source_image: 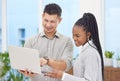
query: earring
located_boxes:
[87,37,90,41]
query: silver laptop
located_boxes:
[8,46,41,74]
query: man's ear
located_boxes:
[58,17,62,23]
[42,14,44,19]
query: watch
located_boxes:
[43,56,49,64]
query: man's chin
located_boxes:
[45,30,53,33]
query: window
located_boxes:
[18,28,25,38]
[105,0,120,52]
[7,0,39,46]
[0,28,1,38]
[18,28,25,46]
[0,28,1,51]
[0,0,1,51]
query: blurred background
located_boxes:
[0,0,120,80]
[0,0,120,61]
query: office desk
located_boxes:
[104,67,120,81]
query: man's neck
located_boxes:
[45,31,56,39]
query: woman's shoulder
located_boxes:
[83,46,99,58]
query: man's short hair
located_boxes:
[43,3,62,17]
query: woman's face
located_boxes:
[72,26,90,47]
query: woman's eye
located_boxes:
[76,35,80,37]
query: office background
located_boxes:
[0,0,120,57]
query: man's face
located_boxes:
[42,13,61,34]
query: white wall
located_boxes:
[2,0,7,53]
[79,0,105,55]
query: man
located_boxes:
[20,3,73,81]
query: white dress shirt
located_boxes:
[62,41,103,81]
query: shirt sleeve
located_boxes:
[61,72,66,80]
[61,38,73,71]
[24,36,35,48]
[62,73,88,81]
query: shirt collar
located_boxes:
[40,31,60,39]
[81,40,96,52]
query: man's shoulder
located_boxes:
[57,32,71,39]
[57,33,73,45]
[26,33,41,41]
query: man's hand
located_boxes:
[40,57,66,71]
[40,58,48,66]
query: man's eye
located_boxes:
[44,19,48,22]
[51,21,56,23]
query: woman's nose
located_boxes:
[73,36,77,41]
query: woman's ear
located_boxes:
[87,32,91,40]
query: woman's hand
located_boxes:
[19,69,37,77]
[45,69,63,79]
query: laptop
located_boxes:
[8,46,41,74]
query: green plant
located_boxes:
[105,51,114,58]
[0,52,11,78]
[0,52,28,81]
[7,69,28,81]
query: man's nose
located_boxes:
[46,22,51,27]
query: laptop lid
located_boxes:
[8,46,41,74]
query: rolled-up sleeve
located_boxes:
[61,38,73,71]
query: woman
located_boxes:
[42,13,104,81]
